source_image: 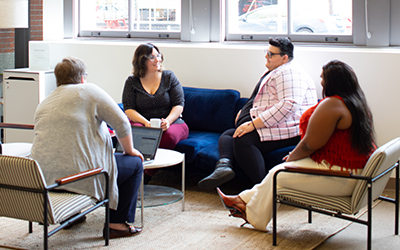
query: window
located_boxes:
[79,0,181,38]
[226,0,353,43]
[73,0,397,46]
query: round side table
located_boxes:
[138,148,185,227]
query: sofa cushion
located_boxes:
[236,97,248,114]
[175,131,221,164]
[182,87,240,133]
[196,144,220,173]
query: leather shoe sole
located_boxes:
[198,168,235,190]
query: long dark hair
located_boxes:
[132,43,163,77]
[322,60,375,155]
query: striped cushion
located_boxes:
[0,156,54,223]
[352,137,400,212]
[0,156,46,189]
[49,192,95,223]
[0,188,54,223]
[350,151,384,212]
[0,155,95,224]
[277,188,352,214]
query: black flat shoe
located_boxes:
[198,166,235,190]
[103,223,142,239]
[198,158,235,190]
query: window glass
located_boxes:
[228,0,352,37]
[290,0,352,35]
[80,0,129,31]
[133,0,180,32]
[79,0,180,35]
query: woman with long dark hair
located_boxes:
[122,43,189,149]
[217,60,376,231]
[122,43,189,180]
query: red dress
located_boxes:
[299,96,374,171]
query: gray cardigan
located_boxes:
[31,83,131,209]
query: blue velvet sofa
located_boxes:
[174,87,295,177]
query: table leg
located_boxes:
[141,172,144,227]
[182,155,185,211]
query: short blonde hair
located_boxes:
[54,57,87,87]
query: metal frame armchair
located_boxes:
[0,155,110,250]
[272,137,400,250]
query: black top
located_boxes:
[236,72,270,127]
[122,70,185,123]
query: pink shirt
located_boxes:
[250,61,317,141]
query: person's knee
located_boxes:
[132,157,144,174]
[160,125,188,149]
[233,135,255,152]
[160,133,179,149]
[116,154,143,172]
[219,129,235,144]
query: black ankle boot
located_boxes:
[197,158,235,190]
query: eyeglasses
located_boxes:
[83,72,88,78]
[146,53,162,61]
[264,49,284,58]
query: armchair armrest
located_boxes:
[55,167,104,185]
[284,166,352,177]
[0,123,34,130]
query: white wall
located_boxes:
[29,40,400,147]
[42,0,64,41]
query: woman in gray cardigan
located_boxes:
[31,57,144,239]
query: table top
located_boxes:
[144,148,184,170]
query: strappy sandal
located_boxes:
[217,187,249,227]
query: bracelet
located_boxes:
[251,120,256,129]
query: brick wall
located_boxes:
[30,0,44,41]
[0,29,15,54]
[0,0,43,73]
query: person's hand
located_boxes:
[283,151,293,162]
[145,121,152,128]
[161,118,170,131]
[126,148,144,162]
[233,121,254,138]
[283,155,289,162]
